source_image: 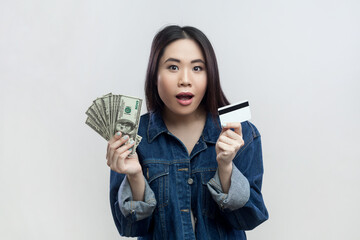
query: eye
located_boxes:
[168,65,179,71]
[193,66,203,72]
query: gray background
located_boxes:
[1,0,359,239]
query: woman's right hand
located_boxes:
[106,132,142,176]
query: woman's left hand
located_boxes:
[215,122,245,167]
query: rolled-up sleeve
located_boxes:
[207,163,250,211]
[206,123,268,230]
[118,175,157,221]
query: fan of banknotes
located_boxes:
[85,93,143,154]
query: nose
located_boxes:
[178,69,191,87]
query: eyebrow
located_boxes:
[164,58,205,64]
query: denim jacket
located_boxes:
[110,111,268,239]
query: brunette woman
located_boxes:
[106,25,268,239]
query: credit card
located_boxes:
[218,100,251,124]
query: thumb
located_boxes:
[109,131,122,144]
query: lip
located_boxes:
[176,92,194,98]
[176,92,194,106]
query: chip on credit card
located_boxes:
[218,100,251,124]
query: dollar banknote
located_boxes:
[85,93,143,154]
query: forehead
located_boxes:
[161,39,204,61]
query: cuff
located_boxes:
[118,175,157,221]
[207,163,250,211]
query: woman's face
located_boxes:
[157,39,207,118]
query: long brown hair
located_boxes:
[145,25,229,117]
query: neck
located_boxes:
[162,107,207,129]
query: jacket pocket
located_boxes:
[143,163,169,209]
[200,170,217,219]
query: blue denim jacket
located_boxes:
[110,111,268,239]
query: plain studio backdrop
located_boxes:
[1,0,359,239]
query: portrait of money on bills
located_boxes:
[85,93,143,154]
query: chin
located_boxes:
[174,106,202,116]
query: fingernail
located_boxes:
[129,139,134,144]
[129,147,133,152]
[221,123,227,128]
[116,132,121,136]
[122,135,129,140]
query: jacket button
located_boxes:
[187,178,194,185]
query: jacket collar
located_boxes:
[147,111,168,143]
[147,111,221,144]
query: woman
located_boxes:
[107,25,268,239]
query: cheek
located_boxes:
[157,75,173,100]
[199,77,208,96]
[157,81,168,104]
[157,79,165,97]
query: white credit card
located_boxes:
[218,100,251,124]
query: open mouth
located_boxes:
[176,92,194,106]
[176,92,194,100]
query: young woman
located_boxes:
[106,25,268,239]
